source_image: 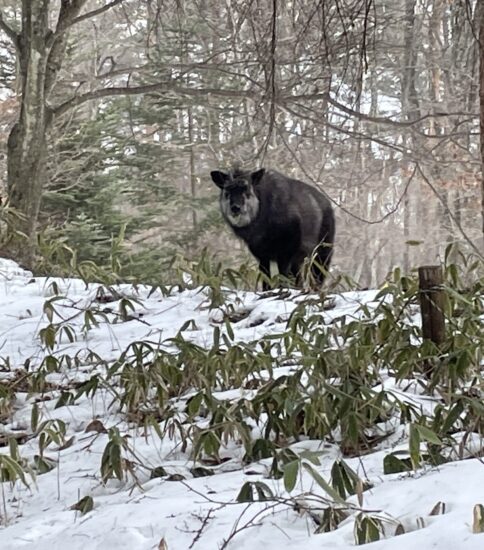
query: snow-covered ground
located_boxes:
[0,258,483,549]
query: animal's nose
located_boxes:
[231,204,241,214]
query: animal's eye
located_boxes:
[224,191,230,199]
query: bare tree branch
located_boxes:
[64,0,126,31]
[280,101,407,154]
[276,123,418,224]
[52,79,479,130]
[46,1,88,93]
[52,83,254,117]
[53,0,89,36]
[295,92,478,129]
[417,163,484,258]
[259,0,278,162]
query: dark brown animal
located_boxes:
[211,167,335,289]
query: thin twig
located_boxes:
[416,163,484,259]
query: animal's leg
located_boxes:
[313,242,333,286]
[313,214,335,286]
[259,259,271,291]
[277,258,297,287]
[277,258,290,278]
[290,262,303,288]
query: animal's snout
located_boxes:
[231,204,241,214]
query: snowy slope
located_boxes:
[0,258,483,550]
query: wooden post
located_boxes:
[418,265,445,347]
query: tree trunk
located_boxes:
[402,0,420,120]
[480,2,484,236]
[4,0,86,267]
[428,0,444,135]
[6,2,51,265]
[188,106,197,230]
[401,0,419,272]
[7,122,48,265]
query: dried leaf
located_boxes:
[429,501,446,516]
[473,504,484,533]
[84,419,107,433]
[57,435,75,451]
[70,496,94,515]
[166,473,186,482]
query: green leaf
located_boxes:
[212,326,220,350]
[33,455,56,474]
[40,324,57,350]
[55,391,75,409]
[283,460,299,493]
[299,450,322,466]
[61,325,76,343]
[31,403,40,432]
[224,319,234,341]
[302,463,346,504]
[315,507,348,533]
[101,437,124,483]
[254,481,274,501]
[43,301,55,323]
[187,392,204,417]
[83,310,99,331]
[0,455,29,486]
[44,355,59,372]
[383,454,412,474]
[70,495,94,515]
[244,438,275,462]
[441,400,464,434]
[331,461,346,498]
[190,466,214,478]
[194,431,220,460]
[354,514,381,545]
[179,320,193,332]
[110,443,123,481]
[444,286,473,307]
[150,466,167,479]
[414,424,442,445]
[236,482,254,503]
[8,438,21,461]
[235,481,274,502]
[409,423,421,469]
[347,413,359,444]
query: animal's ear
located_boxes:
[211,171,228,189]
[251,168,265,185]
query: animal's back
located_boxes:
[258,170,333,248]
[235,170,332,272]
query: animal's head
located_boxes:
[210,168,265,227]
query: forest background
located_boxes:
[0,0,482,287]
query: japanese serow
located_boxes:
[210,167,335,290]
